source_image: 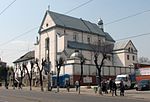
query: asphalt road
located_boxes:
[0,88,149,102]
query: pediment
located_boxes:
[125,40,137,52]
[38,11,56,33]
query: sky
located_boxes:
[0,0,150,66]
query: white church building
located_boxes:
[14,10,138,86]
[34,10,138,86]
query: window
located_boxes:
[132,55,135,61]
[131,48,133,53]
[45,37,49,50]
[87,36,91,43]
[127,55,129,60]
[46,23,49,27]
[128,47,130,52]
[73,33,78,41]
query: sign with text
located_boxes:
[83,76,92,83]
[139,68,150,75]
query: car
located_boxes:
[135,79,150,91]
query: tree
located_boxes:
[138,57,150,64]
[0,67,5,81]
[56,56,64,92]
[90,42,114,94]
[10,67,17,89]
[23,61,34,90]
[78,53,85,94]
[35,59,44,91]
[4,67,9,89]
[18,65,25,89]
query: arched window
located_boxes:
[73,32,78,42]
[45,37,49,50]
[131,48,133,53]
[128,47,130,52]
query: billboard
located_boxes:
[137,68,150,75]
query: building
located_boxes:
[14,11,138,86]
[13,51,39,86]
[113,40,138,67]
[35,10,134,86]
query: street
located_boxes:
[0,87,149,102]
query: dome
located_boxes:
[70,50,83,59]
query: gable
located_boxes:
[125,40,137,52]
[38,11,56,33]
[113,40,137,52]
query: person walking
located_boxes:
[75,80,79,92]
[109,78,113,93]
[65,80,70,92]
[112,80,117,96]
[120,80,125,96]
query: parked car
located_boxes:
[135,79,150,91]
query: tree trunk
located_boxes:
[40,71,44,91]
[56,68,60,92]
[78,62,83,94]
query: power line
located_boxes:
[0,0,17,16]
[0,26,39,46]
[105,9,150,25]
[65,0,94,14]
[0,0,94,47]
[116,32,150,41]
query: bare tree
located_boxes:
[78,53,85,94]
[4,67,9,89]
[90,42,114,94]
[18,65,25,89]
[138,57,150,64]
[56,56,64,92]
[35,59,44,91]
[10,67,17,89]
[23,61,34,90]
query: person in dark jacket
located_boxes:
[109,78,113,93]
[112,80,117,96]
[65,80,70,92]
[120,80,125,96]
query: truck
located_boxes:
[135,63,150,82]
[115,73,136,89]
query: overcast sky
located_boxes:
[0,0,150,66]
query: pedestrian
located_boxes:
[18,81,22,89]
[112,80,117,96]
[109,78,113,93]
[120,80,125,96]
[102,80,108,94]
[65,80,70,92]
[75,80,79,92]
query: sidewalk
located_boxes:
[22,86,150,100]
[1,86,150,100]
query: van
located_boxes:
[115,74,131,89]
